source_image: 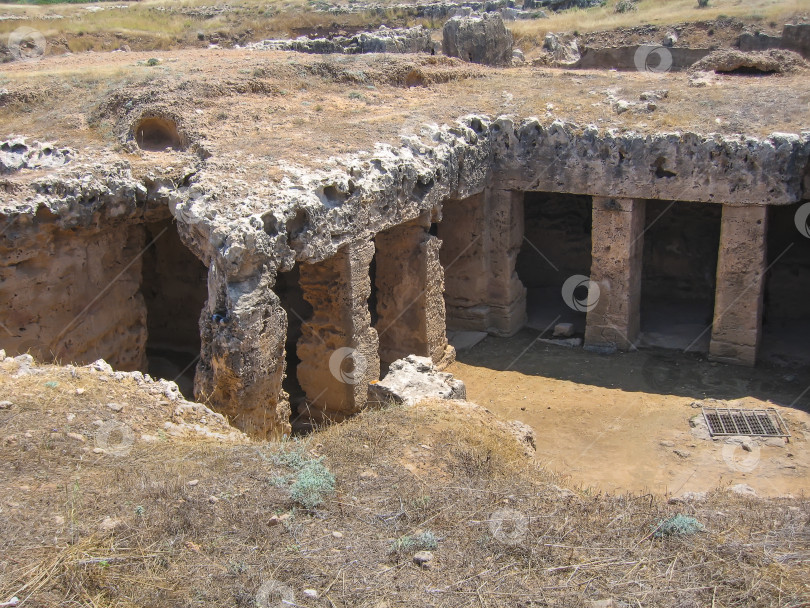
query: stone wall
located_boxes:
[709,205,769,366]
[739,24,810,59]
[296,241,380,423]
[0,220,147,370]
[374,217,452,369]
[574,46,711,71]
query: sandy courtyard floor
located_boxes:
[448,329,810,498]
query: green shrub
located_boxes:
[267,442,336,509]
[697,0,710,7]
[389,531,439,553]
[653,514,704,538]
[289,462,335,509]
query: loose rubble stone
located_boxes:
[368,355,466,406]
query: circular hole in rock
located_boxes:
[134,117,185,152]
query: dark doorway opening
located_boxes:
[141,219,208,399]
[639,200,721,352]
[516,192,593,335]
[761,203,810,367]
[275,265,315,430]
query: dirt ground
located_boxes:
[1,48,808,188]
[449,329,810,498]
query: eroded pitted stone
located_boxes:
[368,354,466,406]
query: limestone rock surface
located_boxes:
[442,13,513,66]
[368,355,466,406]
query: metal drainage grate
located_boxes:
[702,407,790,439]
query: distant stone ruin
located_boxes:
[247,25,435,55]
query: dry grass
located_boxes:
[1,363,809,607]
[512,0,810,44]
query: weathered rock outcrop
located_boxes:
[247,26,434,55]
[691,48,807,75]
[442,13,513,66]
[1,139,74,174]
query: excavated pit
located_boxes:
[2,114,810,439]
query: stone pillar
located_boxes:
[585,197,645,351]
[486,188,528,336]
[709,205,768,366]
[297,240,380,422]
[374,217,454,369]
[438,192,489,332]
[438,188,526,337]
[196,263,290,440]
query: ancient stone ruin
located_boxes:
[2,117,808,439]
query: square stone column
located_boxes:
[297,240,380,422]
[585,197,645,351]
[439,192,490,331]
[709,205,768,366]
[438,188,526,337]
[486,188,528,336]
[374,217,454,369]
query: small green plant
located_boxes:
[389,531,438,553]
[348,91,364,101]
[290,462,335,509]
[268,442,336,509]
[653,514,704,538]
[697,0,710,7]
[146,58,160,67]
